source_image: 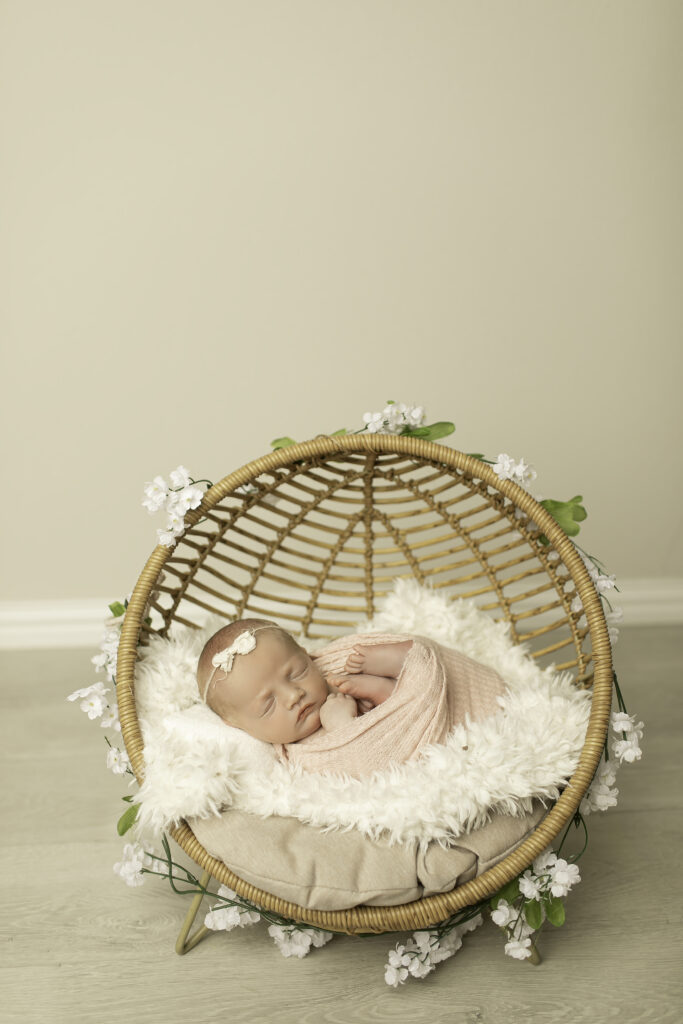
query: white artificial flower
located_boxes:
[67,681,109,703]
[106,746,130,775]
[581,758,620,815]
[571,595,583,614]
[113,842,150,887]
[362,402,426,436]
[80,693,108,719]
[457,913,484,936]
[174,485,204,515]
[512,458,537,487]
[531,848,557,875]
[384,944,411,987]
[362,411,384,433]
[504,937,532,960]
[492,453,516,481]
[611,711,641,736]
[100,704,121,731]
[408,958,434,979]
[204,886,260,930]
[142,476,168,513]
[613,735,643,764]
[548,858,580,897]
[410,931,434,954]
[164,505,187,537]
[491,898,516,928]
[384,964,409,987]
[519,872,544,900]
[267,925,315,959]
[204,906,242,930]
[309,929,334,949]
[157,528,177,548]
[595,573,617,594]
[169,465,191,489]
[92,624,121,683]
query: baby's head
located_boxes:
[197,618,329,744]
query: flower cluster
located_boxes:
[491,452,538,488]
[142,466,206,548]
[361,402,426,434]
[113,842,152,887]
[267,924,334,958]
[67,602,137,777]
[384,916,483,987]
[490,848,580,960]
[204,885,261,931]
[91,613,124,684]
[570,551,620,635]
[581,710,644,815]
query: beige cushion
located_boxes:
[188,800,548,911]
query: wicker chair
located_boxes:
[117,434,612,945]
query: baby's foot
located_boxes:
[319,692,358,732]
[344,646,367,675]
[337,673,396,707]
[344,640,413,680]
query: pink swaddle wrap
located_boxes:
[278,632,507,779]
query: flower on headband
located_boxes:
[211,630,258,674]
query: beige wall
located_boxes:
[2,0,681,602]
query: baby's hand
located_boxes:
[344,646,366,675]
[319,692,358,732]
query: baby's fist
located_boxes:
[319,692,358,731]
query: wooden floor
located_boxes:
[2,627,682,1023]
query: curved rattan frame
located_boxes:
[117,435,613,935]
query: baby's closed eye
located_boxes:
[260,696,275,716]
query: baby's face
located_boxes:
[212,630,329,744]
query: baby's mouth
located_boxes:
[297,702,314,723]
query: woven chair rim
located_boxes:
[117,434,613,935]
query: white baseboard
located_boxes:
[0,579,681,650]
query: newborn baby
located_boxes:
[197,617,413,744]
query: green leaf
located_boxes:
[496,878,521,904]
[538,495,587,538]
[467,453,485,460]
[121,795,135,803]
[330,428,347,436]
[524,899,543,930]
[403,421,455,441]
[545,895,566,926]
[108,601,126,618]
[117,802,139,836]
[270,436,297,450]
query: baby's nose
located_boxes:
[285,684,305,708]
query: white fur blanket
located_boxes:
[132,581,591,846]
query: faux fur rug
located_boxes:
[132,580,591,846]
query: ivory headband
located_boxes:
[200,625,279,703]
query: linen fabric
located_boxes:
[188,800,548,911]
